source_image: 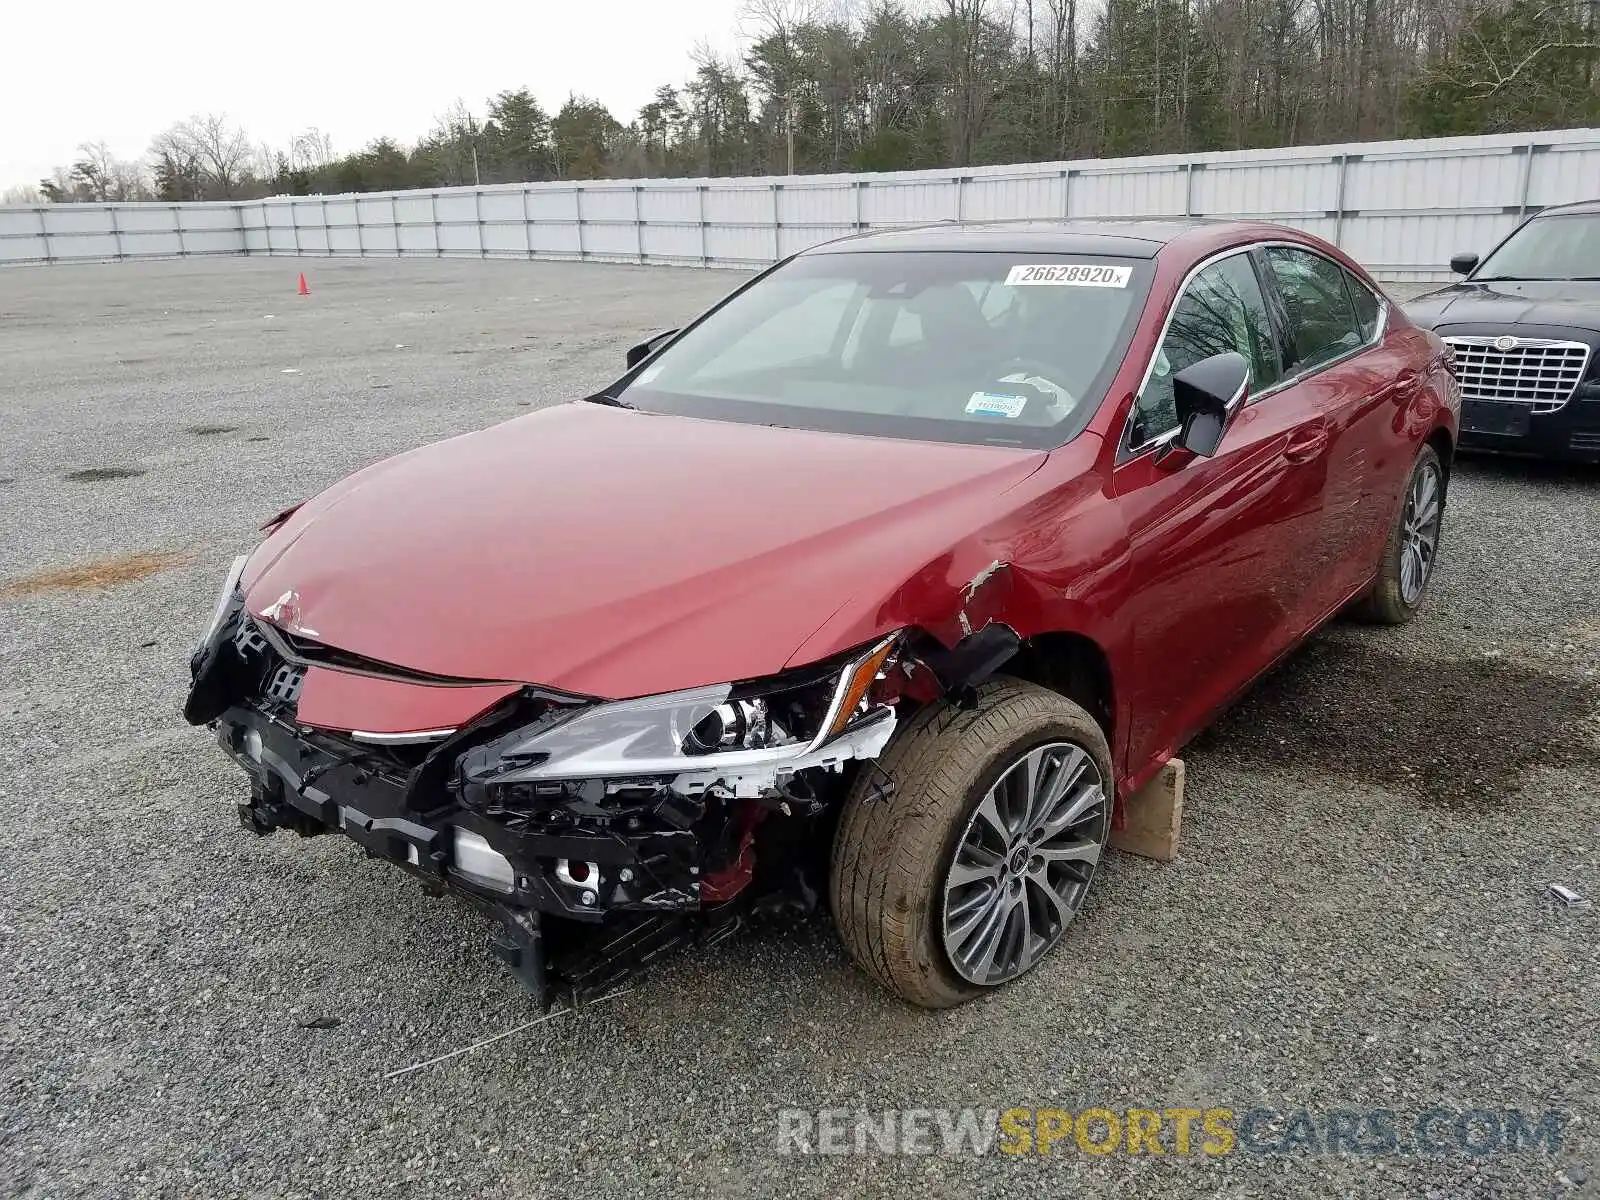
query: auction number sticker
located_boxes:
[965,391,1028,418]
[1005,263,1131,287]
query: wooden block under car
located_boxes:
[1109,759,1185,862]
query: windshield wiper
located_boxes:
[580,392,636,409]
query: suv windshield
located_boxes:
[1474,214,1600,281]
[614,250,1153,448]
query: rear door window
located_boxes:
[1263,246,1364,373]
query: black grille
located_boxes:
[233,620,269,658]
[232,616,302,715]
[264,661,306,706]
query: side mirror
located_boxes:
[626,328,678,369]
[1164,351,1250,460]
[1449,252,1479,276]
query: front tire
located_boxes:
[829,678,1112,1008]
[1352,444,1445,625]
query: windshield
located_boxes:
[1474,214,1600,281]
[613,250,1153,448]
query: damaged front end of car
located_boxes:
[184,567,916,1007]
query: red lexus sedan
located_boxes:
[185,220,1458,1008]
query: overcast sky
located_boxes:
[2,0,746,192]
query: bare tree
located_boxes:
[941,0,997,167]
[148,127,206,200]
[70,140,119,201]
[153,114,252,198]
[291,128,336,170]
[38,166,81,203]
[69,140,147,201]
[252,141,279,186]
[686,41,752,175]
[1447,3,1600,95]
[1042,0,1080,155]
[743,0,816,171]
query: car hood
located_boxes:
[1405,279,1600,337]
[243,402,1048,699]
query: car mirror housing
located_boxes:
[1167,351,1250,459]
[1449,252,1479,276]
[626,328,679,369]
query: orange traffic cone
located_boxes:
[296,272,310,296]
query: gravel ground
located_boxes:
[1,258,1597,1200]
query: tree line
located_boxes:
[10,0,1599,205]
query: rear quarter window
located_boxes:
[1345,270,1383,342]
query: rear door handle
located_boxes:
[1284,421,1330,463]
[1372,371,1419,403]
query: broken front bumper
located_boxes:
[190,584,903,1001]
[218,704,712,1004]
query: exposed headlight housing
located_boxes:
[483,635,899,784]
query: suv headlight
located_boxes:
[486,635,898,782]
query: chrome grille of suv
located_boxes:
[1442,336,1591,413]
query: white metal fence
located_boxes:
[5,128,1599,281]
[0,201,245,263]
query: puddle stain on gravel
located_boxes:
[63,467,145,482]
[0,551,191,600]
[1194,637,1599,806]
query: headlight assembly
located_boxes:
[196,554,249,655]
[485,634,899,782]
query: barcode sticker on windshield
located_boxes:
[966,391,1028,418]
[1005,263,1131,287]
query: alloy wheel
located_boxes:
[941,741,1108,986]
[1399,460,1442,605]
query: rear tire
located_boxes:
[1352,444,1445,625]
[829,677,1112,1008]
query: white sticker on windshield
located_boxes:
[966,391,1027,418]
[1005,263,1131,287]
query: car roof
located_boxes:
[1529,198,1600,217]
[801,217,1263,260]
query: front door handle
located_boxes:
[1284,421,1330,464]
